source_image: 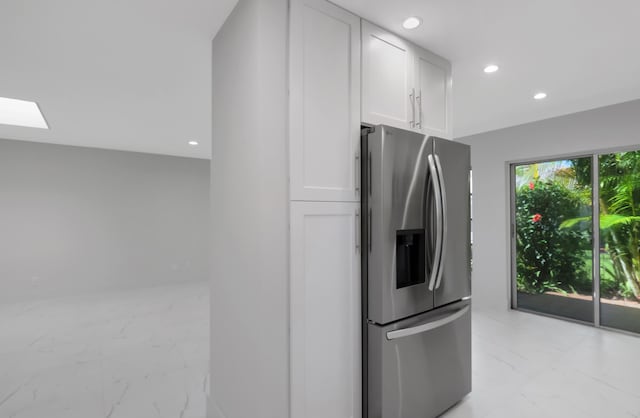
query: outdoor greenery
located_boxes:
[572,152,640,301]
[515,176,592,295]
[516,152,640,302]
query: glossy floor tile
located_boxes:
[444,308,640,418]
[3,283,640,418]
[0,282,208,418]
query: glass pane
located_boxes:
[599,151,640,333]
[514,158,593,322]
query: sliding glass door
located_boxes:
[512,150,640,334]
[512,158,594,323]
[598,150,640,333]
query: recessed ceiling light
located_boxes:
[0,97,48,129]
[188,140,199,146]
[402,17,422,30]
[484,64,499,73]
[533,92,547,100]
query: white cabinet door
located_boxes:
[290,201,361,418]
[362,20,415,131]
[290,0,361,202]
[414,47,452,139]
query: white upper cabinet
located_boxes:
[289,0,361,202]
[414,47,452,138]
[361,21,414,130]
[362,21,452,138]
[290,201,361,418]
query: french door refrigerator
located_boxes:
[361,125,471,418]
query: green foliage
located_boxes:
[598,152,640,300]
[561,214,640,229]
[571,152,640,300]
[517,153,640,301]
[516,180,592,294]
[599,253,636,299]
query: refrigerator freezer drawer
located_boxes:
[367,301,471,418]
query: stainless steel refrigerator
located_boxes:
[361,125,471,418]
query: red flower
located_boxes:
[532,213,542,223]
[529,182,535,190]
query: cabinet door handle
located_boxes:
[355,209,360,253]
[355,152,360,195]
[416,89,423,129]
[409,88,416,128]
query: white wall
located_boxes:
[458,99,640,310]
[0,138,210,303]
[210,0,289,417]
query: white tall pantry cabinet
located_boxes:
[289,0,361,202]
[289,1,361,417]
[290,202,361,418]
[288,2,453,418]
[211,0,452,416]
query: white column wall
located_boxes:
[210,0,289,417]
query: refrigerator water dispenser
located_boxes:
[396,229,426,289]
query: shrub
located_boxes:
[516,180,592,294]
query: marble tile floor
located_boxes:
[0,281,209,418]
[445,308,640,418]
[2,281,640,418]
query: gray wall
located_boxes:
[210,0,289,417]
[0,139,210,303]
[459,99,640,310]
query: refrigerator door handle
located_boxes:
[368,151,372,196]
[434,154,448,289]
[386,305,470,340]
[427,154,443,291]
[368,207,372,253]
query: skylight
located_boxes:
[0,97,49,129]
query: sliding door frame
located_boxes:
[509,153,596,325]
[509,145,640,334]
[510,164,517,310]
[591,154,601,327]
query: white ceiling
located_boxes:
[0,0,237,159]
[333,0,640,138]
[2,1,640,158]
